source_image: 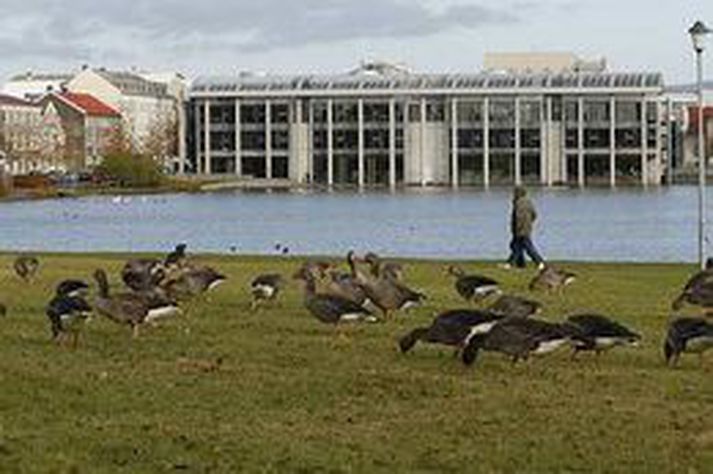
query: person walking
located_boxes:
[502,186,545,270]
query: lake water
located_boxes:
[0,186,708,263]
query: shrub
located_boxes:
[97,152,164,188]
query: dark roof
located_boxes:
[0,93,37,107]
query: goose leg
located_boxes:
[569,348,579,361]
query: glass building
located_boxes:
[186,65,665,187]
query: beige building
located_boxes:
[66,68,180,160]
[0,93,44,174]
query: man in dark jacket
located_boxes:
[503,186,545,269]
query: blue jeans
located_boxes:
[507,236,544,268]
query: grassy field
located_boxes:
[0,253,712,473]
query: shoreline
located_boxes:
[0,250,698,267]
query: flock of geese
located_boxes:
[3,249,713,368]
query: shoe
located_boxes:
[498,263,512,270]
[537,262,546,271]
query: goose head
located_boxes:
[445,265,464,278]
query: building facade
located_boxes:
[66,69,180,159]
[0,93,44,174]
[187,64,666,187]
[37,92,122,169]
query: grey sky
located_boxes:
[0,0,711,84]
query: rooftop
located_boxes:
[191,67,664,96]
[0,93,37,107]
[94,69,170,98]
[58,92,121,118]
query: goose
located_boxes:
[664,317,713,366]
[399,309,502,355]
[446,265,501,303]
[564,314,641,357]
[293,266,376,325]
[161,266,226,301]
[56,279,90,298]
[672,266,713,311]
[356,254,426,320]
[135,286,182,323]
[324,251,368,306]
[382,262,405,282]
[250,273,285,310]
[93,269,151,338]
[46,294,93,347]
[462,318,571,366]
[165,243,188,268]
[302,260,333,280]
[529,265,576,292]
[486,294,541,319]
[121,258,165,291]
[13,255,39,282]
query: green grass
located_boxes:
[0,254,712,473]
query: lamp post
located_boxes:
[689,20,712,269]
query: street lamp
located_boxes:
[689,20,712,269]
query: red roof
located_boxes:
[0,93,36,107]
[58,92,120,118]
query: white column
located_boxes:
[514,96,522,186]
[235,99,242,177]
[483,98,490,188]
[419,97,427,187]
[609,96,616,187]
[357,98,365,188]
[327,99,334,186]
[641,97,648,186]
[203,100,211,175]
[666,97,673,185]
[265,100,272,179]
[540,97,548,185]
[178,101,186,174]
[308,100,314,183]
[193,102,201,174]
[293,99,303,182]
[561,104,568,184]
[577,96,585,187]
[451,97,459,188]
[388,98,397,189]
[544,97,555,187]
[655,100,662,185]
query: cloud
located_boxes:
[0,0,516,64]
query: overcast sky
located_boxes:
[0,0,712,85]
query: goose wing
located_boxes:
[487,295,540,318]
[252,273,283,288]
[566,314,640,339]
[670,318,713,340]
[307,294,372,324]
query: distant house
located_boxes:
[0,93,44,174]
[3,67,187,171]
[65,69,180,157]
[38,92,122,169]
[682,105,713,168]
